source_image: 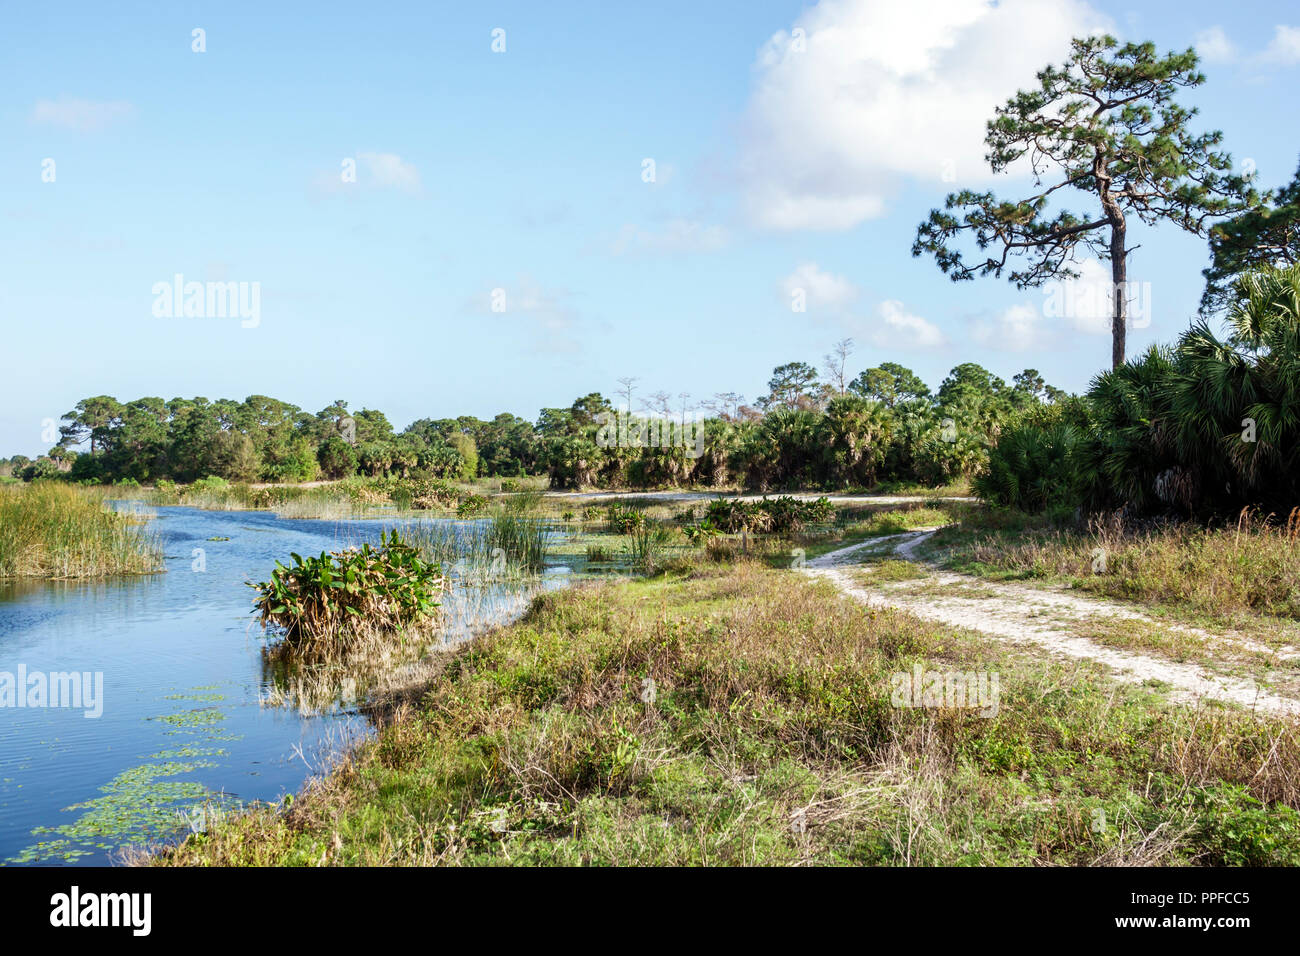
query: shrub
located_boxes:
[189,475,230,493]
[403,478,461,510]
[703,496,834,534]
[681,518,721,543]
[704,498,772,534]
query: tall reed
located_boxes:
[0,482,163,578]
[488,491,550,573]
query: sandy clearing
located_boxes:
[802,530,1300,716]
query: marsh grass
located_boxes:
[0,482,163,578]
[160,563,1300,867]
[626,520,676,571]
[487,492,552,573]
[407,520,494,569]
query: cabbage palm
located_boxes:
[1173,265,1300,509]
[819,396,894,488]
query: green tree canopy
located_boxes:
[849,363,931,407]
[1201,160,1300,313]
[760,362,820,411]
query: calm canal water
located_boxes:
[0,504,572,865]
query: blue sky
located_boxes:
[2,0,1298,457]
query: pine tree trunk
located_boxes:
[1110,218,1127,369]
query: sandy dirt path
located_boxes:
[801,530,1300,716]
[545,490,976,505]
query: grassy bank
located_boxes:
[0,482,163,578]
[160,560,1300,866]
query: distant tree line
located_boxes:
[1,360,1065,493]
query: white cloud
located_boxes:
[1194,26,1236,63]
[971,302,1047,350]
[1262,25,1300,65]
[737,0,1109,230]
[780,262,859,310]
[865,300,947,349]
[975,257,1147,344]
[358,152,422,193]
[31,97,134,132]
[966,257,1150,349]
[610,219,728,255]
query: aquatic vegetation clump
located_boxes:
[626,520,675,571]
[250,530,445,646]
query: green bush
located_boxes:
[189,475,230,493]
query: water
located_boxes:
[0,504,573,865]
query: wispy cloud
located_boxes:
[970,303,1048,350]
[780,262,859,311]
[609,219,728,256]
[31,97,135,132]
[1194,26,1237,64]
[1262,24,1300,65]
[866,300,947,349]
[969,257,1146,350]
[358,152,421,193]
[472,276,585,355]
[778,262,942,349]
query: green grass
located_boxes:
[160,561,1300,866]
[0,482,163,578]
